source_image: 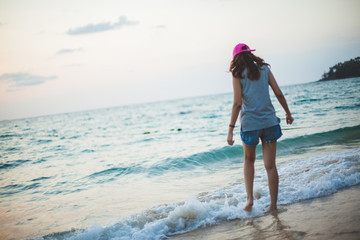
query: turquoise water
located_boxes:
[0,78,360,239]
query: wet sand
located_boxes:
[170,184,360,240]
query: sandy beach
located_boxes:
[170,184,360,240]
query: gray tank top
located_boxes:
[240,65,280,131]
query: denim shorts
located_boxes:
[240,124,282,146]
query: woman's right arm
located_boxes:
[227,76,242,145]
[268,69,294,125]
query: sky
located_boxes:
[0,0,359,120]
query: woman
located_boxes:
[227,43,294,213]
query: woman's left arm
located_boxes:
[227,76,242,145]
[268,69,294,125]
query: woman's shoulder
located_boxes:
[260,64,269,71]
[261,65,270,77]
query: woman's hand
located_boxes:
[286,114,294,125]
[227,131,235,145]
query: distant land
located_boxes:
[319,56,360,81]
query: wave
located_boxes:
[4,124,356,198]
[277,124,360,154]
[159,124,360,172]
[293,98,323,105]
[0,133,22,138]
[155,125,360,173]
[84,125,360,180]
[0,159,31,170]
[84,145,243,183]
[4,125,358,177]
[149,145,242,175]
[0,182,41,196]
[335,103,360,110]
[88,166,142,179]
[36,148,360,240]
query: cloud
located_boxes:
[37,30,47,35]
[56,48,83,55]
[67,16,139,35]
[63,64,82,68]
[154,25,166,29]
[0,72,57,89]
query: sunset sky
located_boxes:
[1,0,359,120]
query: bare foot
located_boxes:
[243,200,253,212]
[265,205,277,214]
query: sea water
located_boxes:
[0,77,359,240]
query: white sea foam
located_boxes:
[38,148,360,240]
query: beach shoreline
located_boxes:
[170,184,360,240]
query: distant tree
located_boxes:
[319,57,360,81]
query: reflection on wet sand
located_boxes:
[170,208,307,240]
[170,185,360,240]
[242,210,306,240]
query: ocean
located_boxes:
[0,77,359,240]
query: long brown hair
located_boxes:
[229,51,270,80]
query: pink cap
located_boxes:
[233,43,256,57]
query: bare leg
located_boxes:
[262,141,279,213]
[243,144,256,211]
